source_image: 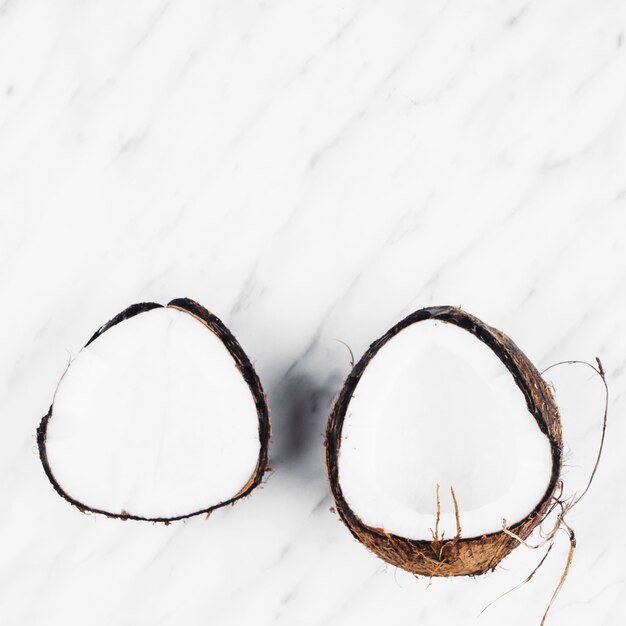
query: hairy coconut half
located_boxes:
[326,306,562,576]
[37,298,270,522]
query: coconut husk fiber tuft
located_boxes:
[37,297,271,523]
[325,306,562,577]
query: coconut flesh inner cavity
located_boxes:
[338,319,553,540]
[45,307,261,519]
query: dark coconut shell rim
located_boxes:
[37,297,271,523]
[325,305,562,576]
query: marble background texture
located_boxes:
[1,1,625,624]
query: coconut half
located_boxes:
[326,306,562,576]
[37,298,270,522]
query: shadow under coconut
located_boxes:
[268,368,341,475]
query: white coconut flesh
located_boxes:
[44,307,261,519]
[338,320,553,540]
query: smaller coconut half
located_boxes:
[37,298,270,522]
[325,306,562,577]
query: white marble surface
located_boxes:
[1,1,625,624]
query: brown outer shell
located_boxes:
[37,297,271,523]
[325,306,562,576]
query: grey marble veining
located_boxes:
[1,1,625,624]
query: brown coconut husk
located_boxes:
[37,297,271,523]
[325,305,562,577]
